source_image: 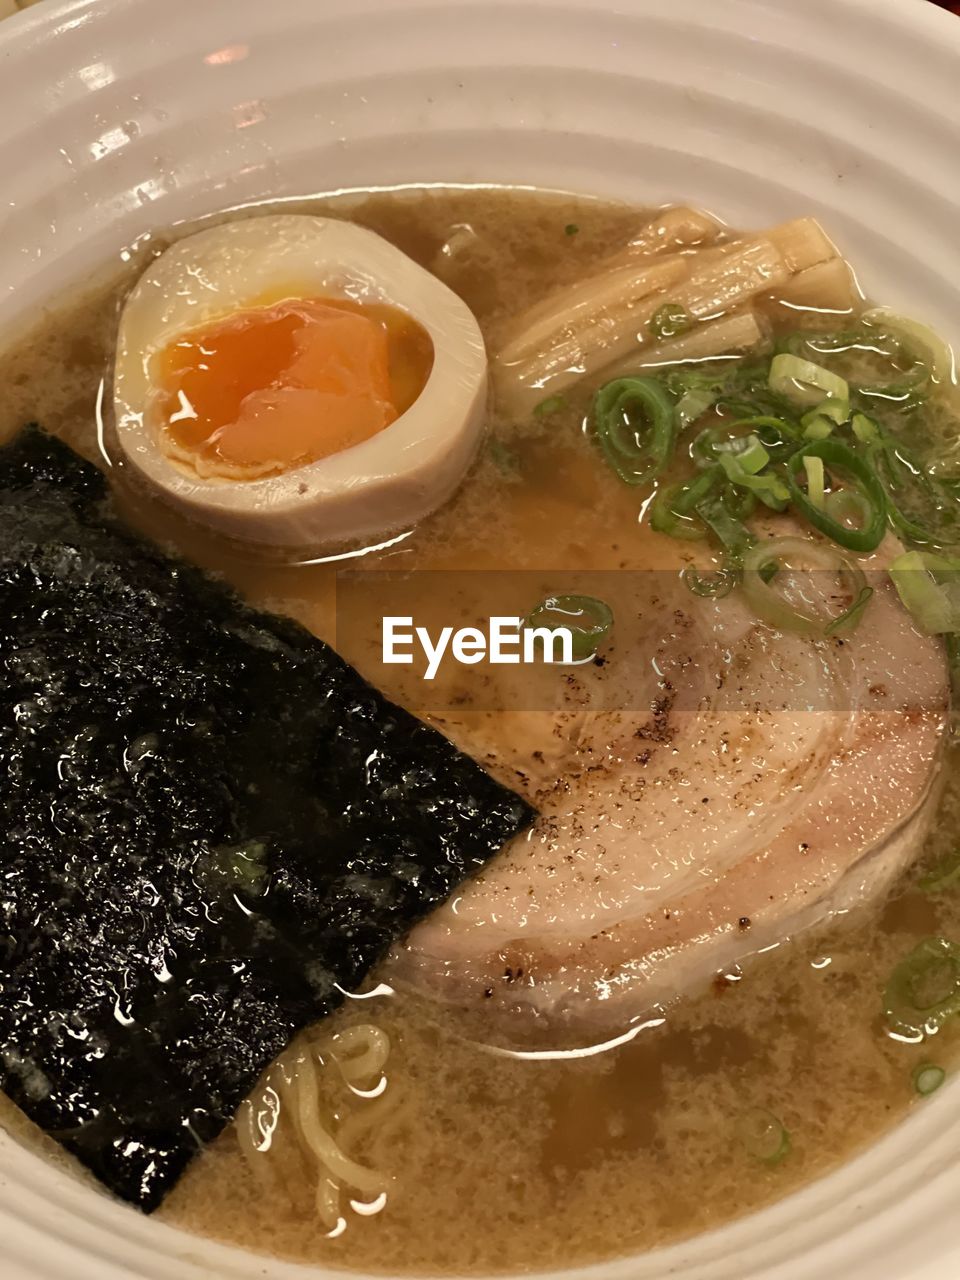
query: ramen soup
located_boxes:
[1,189,960,1274]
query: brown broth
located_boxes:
[0,188,959,1275]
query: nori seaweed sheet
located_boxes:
[0,427,533,1212]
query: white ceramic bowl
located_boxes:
[0,0,959,1276]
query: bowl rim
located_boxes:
[0,0,959,1277]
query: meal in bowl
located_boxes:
[0,186,958,1273]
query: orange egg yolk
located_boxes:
[153,297,434,478]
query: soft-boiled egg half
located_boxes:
[113,214,487,547]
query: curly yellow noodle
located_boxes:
[236,1023,391,1228]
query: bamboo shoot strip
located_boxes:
[495,238,789,415]
[497,256,689,365]
[678,218,838,275]
[703,219,837,272]
[496,207,726,363]
[0,428,534,1213]
[768,257,861,314]
[678,237,790,319]
[764,217,838,273]
[603,309,769,379]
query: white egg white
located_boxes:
[113,213,488,548]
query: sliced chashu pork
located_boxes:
[391,530,949,1031]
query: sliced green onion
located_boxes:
[929,444,960,484]
[534,394,568,417]
[862,308,957,387]
[777,329,865,359]
[670,468,727,512]
[803,456,826,511]
[694,417,801,471]
[801,399,849,441]
[851,413,880,444]
[888,550,960,634]
[813,399,851,426]
[697,493,755,557]
[738,1108,791,1165]
[824,585,874,637]
[670,468,723,514]
[668,360,753,425]
[524,594,614,661]
[723,485,758,522]
[734,416,802,447]
[913,1063,946,1097]
[884,938,960,1038]
[676,385,720,430]
[691,426,737,468]
[919,850,960,894]
[786,439,887,552]
[564,223,579,236]
[649,302,692,341]
[732,436,770,475]
[778,324,932,408]
[650,469,721,540]
[694,430,770,473]
[824,487,873,540]
[650,502,706,542]
[742,538,871,637]
[858,371,929,412]
[802,418,834,442]
[769,354,850,408]
[719,453,790,510]
[718,388,803,427]
[663,365,729,401]
[871,437,960,548]
[727,358,781,392]
[594,377,677,488]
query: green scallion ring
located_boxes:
[737,1108,791,1165]
[913,1063,946,1097]
[691,417,799,469]
[741,537,871,637]
[719,453,791,511]
[884,937,960,1038]
[825,487,873,530]
[785,439,887,552]
[870,438,959,549]
[862,307,956,385]
[648,301,692,341]
[650,497,706,541]
[524,594,614,661]
[824,585,874,637]
[769,353,850,407]
[888,550,960,635]
[697,492,756,557]
[675,385,719,429]
[593,376,677,488]
[650,468,723,540]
